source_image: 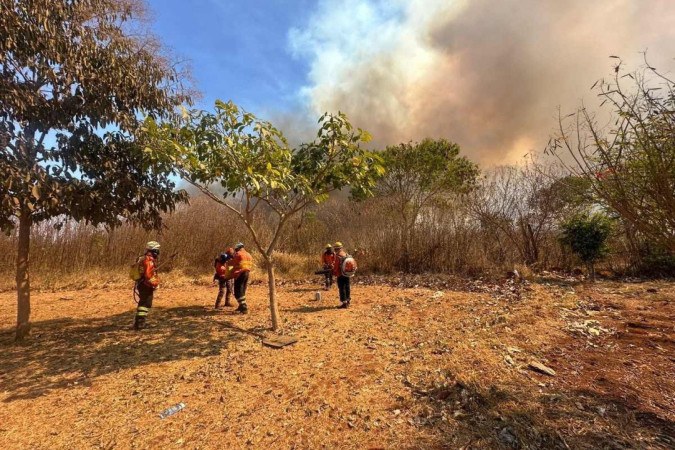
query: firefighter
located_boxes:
[332,241,351,308]
[213,248,235,309]
[134,241,160,330]
[321,244,335,290]
[230,242,253,314]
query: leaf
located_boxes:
[31,185,41,200]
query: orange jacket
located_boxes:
[230,249,253,279]
[141,253,159,288]
[332,249,347,277]
[215,261,229,279]
[214,255,235,279]
[321,251,335,269]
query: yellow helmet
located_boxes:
[146,241,160,251]
[333,241,343,248]
[325,243,332,249]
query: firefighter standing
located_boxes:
[134,241,160,330]
[230,242,253,314]
[321,244,335,290]
[332,241,351,308]
[214,248,235,309]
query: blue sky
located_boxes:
[147,0,314,113]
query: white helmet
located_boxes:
[146,241,161,251]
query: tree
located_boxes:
[146,100,384,330]
[0,0,191,340]
[559,213,612,281]
[377,139,478,271]
[548,56,675,253]
[469,161,578,267]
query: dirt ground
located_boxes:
[0,276,673,449]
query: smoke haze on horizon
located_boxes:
[288,0,675,164]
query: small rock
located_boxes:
[498,427,519,448]
[528,361,556,376]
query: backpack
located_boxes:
[129,256,144,281]
[340,255,358,277]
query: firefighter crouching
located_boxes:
[214,248,235,309]
[134,241,160,330]
[229,242,253,314]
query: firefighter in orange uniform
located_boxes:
[332,241,351,308]
[214,248,235,309]
[321,244,335,290]
[134,241,160,330]
[229,242,253,314]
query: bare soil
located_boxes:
[0,277,673,449]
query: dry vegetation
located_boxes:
[0,187,663,292]
[1,276,673,449]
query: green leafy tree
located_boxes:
[559,213,613,281]
[0,0,191,340]
[146,100,383,330]
[548,56,675,253]
[378,139,478,271]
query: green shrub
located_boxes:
[559,213,612,281]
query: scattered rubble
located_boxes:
[568,319,612,338]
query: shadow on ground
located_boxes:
[0,306,246,402]
[285,305,339,314]
[403,377,675,449]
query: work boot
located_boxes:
[133,316,146,330]
[214,300,222,309]
[235,302,248,314]
[338,301,349,309]
[224,298,233,307]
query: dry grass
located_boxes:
[0,278,672,449]
[268,252,318,280]
[2,193,644,285]
[0,252,318,294]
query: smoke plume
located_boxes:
[289,0,675,164]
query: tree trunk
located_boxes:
[588,262,596,282]
[15,212,32,341]
[402,220,412,272]
[527,223,539,264]
[266,255,281,331]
